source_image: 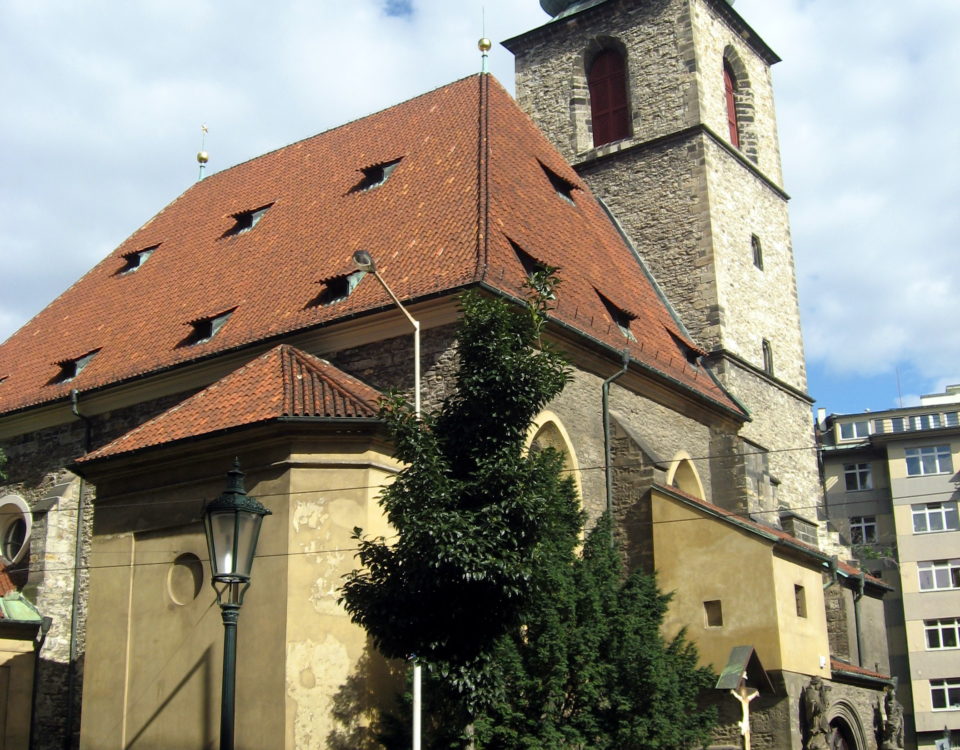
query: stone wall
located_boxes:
[710,670,887,750]
[0,389,200,750]
[506,0,822,529]
[713,358,821,518]
[690,0,784,182]
[704,137,805,391]
[509,0,696,162]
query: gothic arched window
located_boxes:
[723,60,740,148]
[588,49,630,147]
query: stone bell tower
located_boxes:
[504,0,822,525]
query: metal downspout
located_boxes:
[65,390,92,750]
[29,616,53,750]
[853,572,865,667]
[602,351,630,545]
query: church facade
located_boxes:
[0,1,902,748]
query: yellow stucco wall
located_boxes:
[0,641,36,750]
[80,433,402,750]
[652,489,830,679]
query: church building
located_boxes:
[0,1,901,748]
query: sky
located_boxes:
[1,0,957,417]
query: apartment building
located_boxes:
[820,385,960,750]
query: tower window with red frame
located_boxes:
[723,61,740,148]
[588,50,630,147]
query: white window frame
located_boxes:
[843,463,872,491]
[839,420,870,440]
[906,445,953,476]
[912,502,960,534]
[919,559,960,592]
[914,413,942,430]
[925,618,960,650]
[931,678,960,711]
[849,515,877,545]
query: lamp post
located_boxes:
[203,459,271,750]
[352,249,422,750]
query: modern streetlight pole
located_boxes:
[351,249,422,750]
[203,460,271,750]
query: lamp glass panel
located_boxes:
[209,511,239,577]
[233,512,263,578]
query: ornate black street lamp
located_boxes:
[203,460,271,750]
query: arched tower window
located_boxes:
[588,49,630,147]
[762,339,774,375]
[723,60,740,148]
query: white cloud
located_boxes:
[1,0,957,404]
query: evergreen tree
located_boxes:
[340,278,574,680]
[471,515,716,750]
[342,278,716,747]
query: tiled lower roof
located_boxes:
[78,345,380,462]
[830,658,890,681]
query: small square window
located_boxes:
[906,445,953,476]
[930,678,960,711]
[849,515,877,545]
[794,584,807,618]
[925,618,960,650]
[838,421,870,441]
[912,502,959,533]
[918,559,960,592]
[350,158,402,192]
[843,463,872,491]
[223,204,272,237]
[703,600,723,627]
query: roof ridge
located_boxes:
[201,74,485,187]
[475,73,491,282]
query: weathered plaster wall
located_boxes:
[0,642,38,750]
[80,435,402,750]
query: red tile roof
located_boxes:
[830,658,890,681]
[0,75,742,419]
[78,345,380,462]
[0,566,15,598]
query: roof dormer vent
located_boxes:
[540,162,577,205]
[350,158,402,193]
[183,309,235,346]
[307,271,366,308]
[53,349,101,384]
[597,291,636,342]
[223,204,272,237]
[117,245,158,275]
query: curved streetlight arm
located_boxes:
[354,252,421,418]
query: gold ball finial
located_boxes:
[478,37,492,52]
[197,151,209,164]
